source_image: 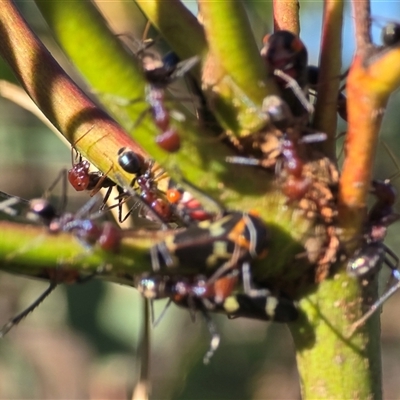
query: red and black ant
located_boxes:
[261,30,311,117]
[117,146,220,227]
[68,147,116,201]
[143,55,199,152]
[226,97,327,203]
[122,34,199,153]
[116,147,175,224]
[136,262,298,363]
[66,127,130,222]
[347,144,400,331]
[0,179,122,337]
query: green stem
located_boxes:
[135,0,207,66]
[0,220,167,284]
[291,270,381,399]
[198,0,279,137]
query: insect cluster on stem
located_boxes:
[2,18,400,363]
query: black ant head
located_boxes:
[261,30,308,83]
[382,22,400,47]
[117,147,145,175]
[27,199,58,226]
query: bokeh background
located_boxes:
[0,1,400,399]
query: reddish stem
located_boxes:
[0,0,147,184]
[273,0,300,34]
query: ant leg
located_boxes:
[43,169,68,214]
[98,186,114,211]
[0,281,57,337]
[74,194,102,220]
[115,186,131,223]
[150,245,161,272]
[382,244,399,282]
[88,166,114,198]
[349,246,400,335]
[200,307,220,364]
[225,156,262,167]
[129,108,150,132]
[153,298,172,327]
[273,69,314,114]
[114,172,169,228]
[242,262,269,298]
[348,280,400,336]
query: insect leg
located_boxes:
[0,281,57,337]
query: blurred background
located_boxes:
[1,1,400,399]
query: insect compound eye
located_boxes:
[117,147,144,174]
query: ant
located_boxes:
[135,272,237,363]
[347,180,400,332]
[136,263,298,363]
[118,146,224,226]
[227,96,328,203]
[381,21,400,46]
[0,177,121,337]
[261,30,311,117]
[67,127,131,222]
[116,147,175,224]
[143,54,199,153]
[347,141,400,331]
[121,33,199,153]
